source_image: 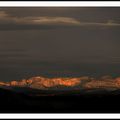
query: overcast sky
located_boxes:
[0,7,120,81]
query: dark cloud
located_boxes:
[0,9,120,31]
[0,11,80,30]
[0,8,120,81]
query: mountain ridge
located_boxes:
[0,75,120,90]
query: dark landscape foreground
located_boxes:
[1,87,120,113]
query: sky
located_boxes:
[0,7,120,81]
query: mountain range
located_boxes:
[0,75,120,91]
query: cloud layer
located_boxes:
[0,11,80,25]
[0,10,120,31]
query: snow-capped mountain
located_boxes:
[0,76,120,90]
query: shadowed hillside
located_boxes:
[1,87,120,113]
